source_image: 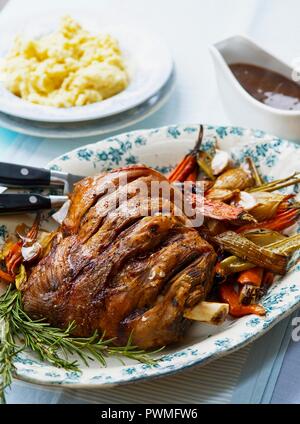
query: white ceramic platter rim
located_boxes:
[4,124,300,389]
[0,12,173,123]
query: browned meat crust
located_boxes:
[21,166,216,349]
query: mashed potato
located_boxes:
[1,16,129,108]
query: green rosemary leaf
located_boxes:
[0,286,162,404]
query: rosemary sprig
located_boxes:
[0,286,162,404]
[0,316,18,404]
[0,288,19,404]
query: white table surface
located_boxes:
[1,0,300,404]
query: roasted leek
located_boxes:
[243,229,287,246]
[214,231,288,274]
[216,232,300,275]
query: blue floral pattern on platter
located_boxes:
[1,124,300,389]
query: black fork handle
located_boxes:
[0,194,51,214]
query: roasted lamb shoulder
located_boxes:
[21,166,216,349]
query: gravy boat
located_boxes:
[210,34,300,142]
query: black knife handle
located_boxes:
[0,194,51,214]
[0,162,51,187]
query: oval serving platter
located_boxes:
[1,124,299,389]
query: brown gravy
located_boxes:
[229,63,300,111]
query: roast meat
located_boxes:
[21,166,216,349]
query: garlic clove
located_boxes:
[21,242,42,262]
[52,200,71,224]
[211,150,230,175]
[236,191,257,210]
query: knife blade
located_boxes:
[0,162,83,193]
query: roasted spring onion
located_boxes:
[245,157,263,187]
[248,172,300,193]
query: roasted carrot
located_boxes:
[168,155,197,183]
[219,283,265,317]
[0,269,14,283]
[237,267,264,287]
[168,125,203,183]
[5,240,22,275]
[237,208,299,233]
[185,169,198,183]
[277,195,299,213]
[4,214,41,276]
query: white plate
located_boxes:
[0,70,175,139]
[1,124,300,389]
[0,12,173,123]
